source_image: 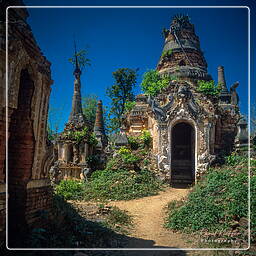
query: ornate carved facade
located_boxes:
[0,1,53,247]
[124,15,241,184]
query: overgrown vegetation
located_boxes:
[124,100,136,113]
[141,70,174,96]
[68,48,91,71]
[165,154,254,249]
[55,180,85,200]
[197,80,221,96]
[82,168,163,201]
[107,68,137,132]
[55,135,163,201]
[161,49,173,58]
[127,130,152,150]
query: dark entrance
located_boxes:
[171,122,195,185]
[8,69,35,247]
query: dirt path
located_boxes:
[108,187,191,250]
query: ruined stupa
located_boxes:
[124,14,246,185]
[94,100,108,150]
[54,45,93,180]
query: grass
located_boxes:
[55,168,163,201]
[55,146,164,201]
[55,179,85,200]
[102,206,133,234]
[84,168,163,201]
[165,154,255,250]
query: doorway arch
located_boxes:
[171,122,195,185]
[8,68,35,246]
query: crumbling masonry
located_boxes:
[0,2,53,246]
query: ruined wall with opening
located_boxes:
[0,2,53,246]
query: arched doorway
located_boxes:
[8,69,35,247]
[171,122,195,185]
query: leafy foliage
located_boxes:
[82,94,98,125]
[107,68,137,132]
[165,156,249,233]
[141,70,173,96]
[197,80,221,96]
[127,130,152,150]
[68,49,91,71]
[88,132,98,146]
[55,180,85,200]
[83,168,163,201]
[161,49,173,58]
[225,152,248,166]
[66,127,89,143]
[82,94,108,131]
[124,100,136,113]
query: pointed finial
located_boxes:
[74,38,79,70]
[73,36,81,78]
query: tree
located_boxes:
[107,68,137,132]
[82,94,109,133]
[82,94,98,125]
[68,49,91,71]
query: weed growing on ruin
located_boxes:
[127,130,152,150]
[141,70,173,96]
[161,49,173,58]
[197,80,221,96]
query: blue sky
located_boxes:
[21,0,254,132]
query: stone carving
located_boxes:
[49,161,61,185]
[230,82,239,106]
[124,15,240,185]
[81,166,91,182]
[147,95,167,121]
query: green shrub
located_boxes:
[128,136,140,150]
[197,80,221,96]
[88,133,98,146]
[83,168,163,201]
[166,157,249,233]
[161,49,173,58]
[140,130,152,148]
[141,70,173,96]
[225,153,248,166]
[117,146,131,155]
[124,101,136,113]
[128,130,152,149]
[55,180,85,200]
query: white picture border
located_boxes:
[5,5,251,251]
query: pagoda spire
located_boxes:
[68,40,84,123]
[94,100,107,149]
[218,66,231,104]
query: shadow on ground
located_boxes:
[4,195,188,255]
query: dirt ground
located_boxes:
[73,188,230,256]
[108,187,191,249]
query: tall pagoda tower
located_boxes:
[67,42,86,126]
[54,44,92,181]
[157,14,211,81]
